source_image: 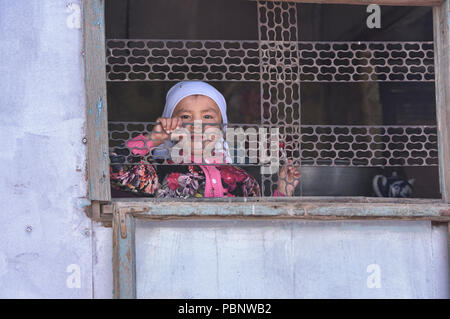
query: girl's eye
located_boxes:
[180,114,190,119]
[204,115,213,119]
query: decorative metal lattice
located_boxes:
[106,40,434,82]
[106,39,261,81]
[301,125,438,167]
[257,1,301,196]
[108,122,438,167]
[106,1,438,197]
[299,42,434,82]
[108,122,284,167]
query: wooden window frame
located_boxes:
[83,0,450,226]
[81,0,450,299]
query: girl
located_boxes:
[110,81,300,198]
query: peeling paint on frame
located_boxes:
[83,0,111,201]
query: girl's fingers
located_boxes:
[279,166,286,178]
[176,117,183,129]
[153,118,162,134]
[162,118,170,133]
[170,118,178,132]
[156,118,167,133]
[164,118,172,133]
[156,118,172,138]
[154,117,185,137]
[164,119,173,133]
[278,162,301,196]
[284,164,300,180]
[161,117,183,133]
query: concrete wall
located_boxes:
[0,0,112,298]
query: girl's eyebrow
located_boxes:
[201,107,220,113]
[174,106,219,114]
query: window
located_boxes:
[81,0,450,298]
[99,0,446,199]
[83,0,450,220]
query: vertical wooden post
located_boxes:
[433,0,450,203]
[113,207,137,299]
[83,0,111,201]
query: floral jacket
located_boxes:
[110,134,285,198]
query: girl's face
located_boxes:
[172,95,223,154]
[172,95,222,126]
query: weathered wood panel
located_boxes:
[83,0,111,201]
[433,1,450,202]
[113,207,136,298]
[110,198,450,220]
[134,219,449,298]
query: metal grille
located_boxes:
[299,42,434,82]
[301,125,438,167]
[106,39,261,81]
[108,122,438,167]
[108,122,283,167]
[106,40,434,82]
[107,1,437,197]
[257,1,301,195]
[106,39,434,82]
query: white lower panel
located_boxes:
[135,220,449,298]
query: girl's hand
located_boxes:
[150,117,184,146]
[277,160,300,196]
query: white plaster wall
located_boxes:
[0,0,105,298]
[92,224,113,299]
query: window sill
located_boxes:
[101,197,450,223]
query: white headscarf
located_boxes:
[162,81,228,124]
[153,81,232,164]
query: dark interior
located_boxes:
[105,0,440,198]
